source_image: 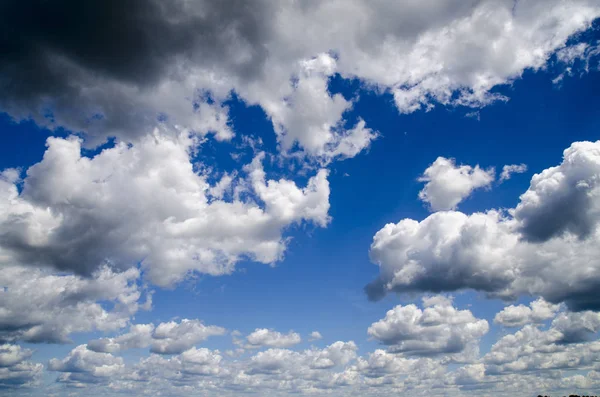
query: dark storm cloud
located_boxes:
[0,0,271,140]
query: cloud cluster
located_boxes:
[494,299,561,328]
[88,319,226,355]
[0,344,42,389]
[0,265,148,344]
[0,130,330,287]
[20,301,600,396]
[1,0,597,157]
[367,140,600,311]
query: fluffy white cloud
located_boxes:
[309,331,323,342]
[151,320,227,355]
[499,163,528,182]
[494,299,561,328]
[245,329,302,349]
[418,157,495,211]
[368,140,600,311]
[89,320,226,355]
[0,265,148,343]
[0,360,43,389]
[0,130,330,287]
[484,312,600,375]
[367,297,488,360]
[38,310,600,396]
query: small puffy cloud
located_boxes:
[418,157,495,211]
[89,320,226,355]
[309,331,323,341]
[367,140,600,311]
[245,329,302,349]
[499,164,528,182]
[367,297,488,360]
[494,299,561,328]
[248,341,358,376]
[484,310,600,375]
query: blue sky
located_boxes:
[2,2,600,396]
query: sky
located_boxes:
[2,1,600,396]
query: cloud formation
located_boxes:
[494,299,561,328]
[368,297,488,360]
[0,265,148,344]
[0,130,330,287]
[0,0,597,156]
[418,157,495,211]
[245,329,302,349]
[367,140,600,311]
[88,320,226,355]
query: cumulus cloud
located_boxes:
[0,0,597,155]
[0,265,148,344]
[417,157,495,211]
[48,345,124,386]
[367,140,600,311]
[309,331,323,342]
[484,311,600,375]
[0,357,43,389]
[367,297,488,360]
[245,329,302,349]
[515,141,600,242]
[494,299,561,328]
[499,164,528,182]
[0,130,330,287]
[88,320,226,355]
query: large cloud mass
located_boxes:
[368,140,600,311]
[0,0,598,156]
[0,130,330,286]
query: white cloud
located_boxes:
[0,130,331,287]
[368,140,600,311]
[309,331,323,342]
[484,312,600,375]
[418,157,495,211]
[246,329,302,349]
[494,299,561,328]
[499,163,528,182]
[88,320,226,355]
[0,265,148,343]
[48,345,124,386]
[367,297,488,360]
[0,344,32,368]
[38,309,600,396]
